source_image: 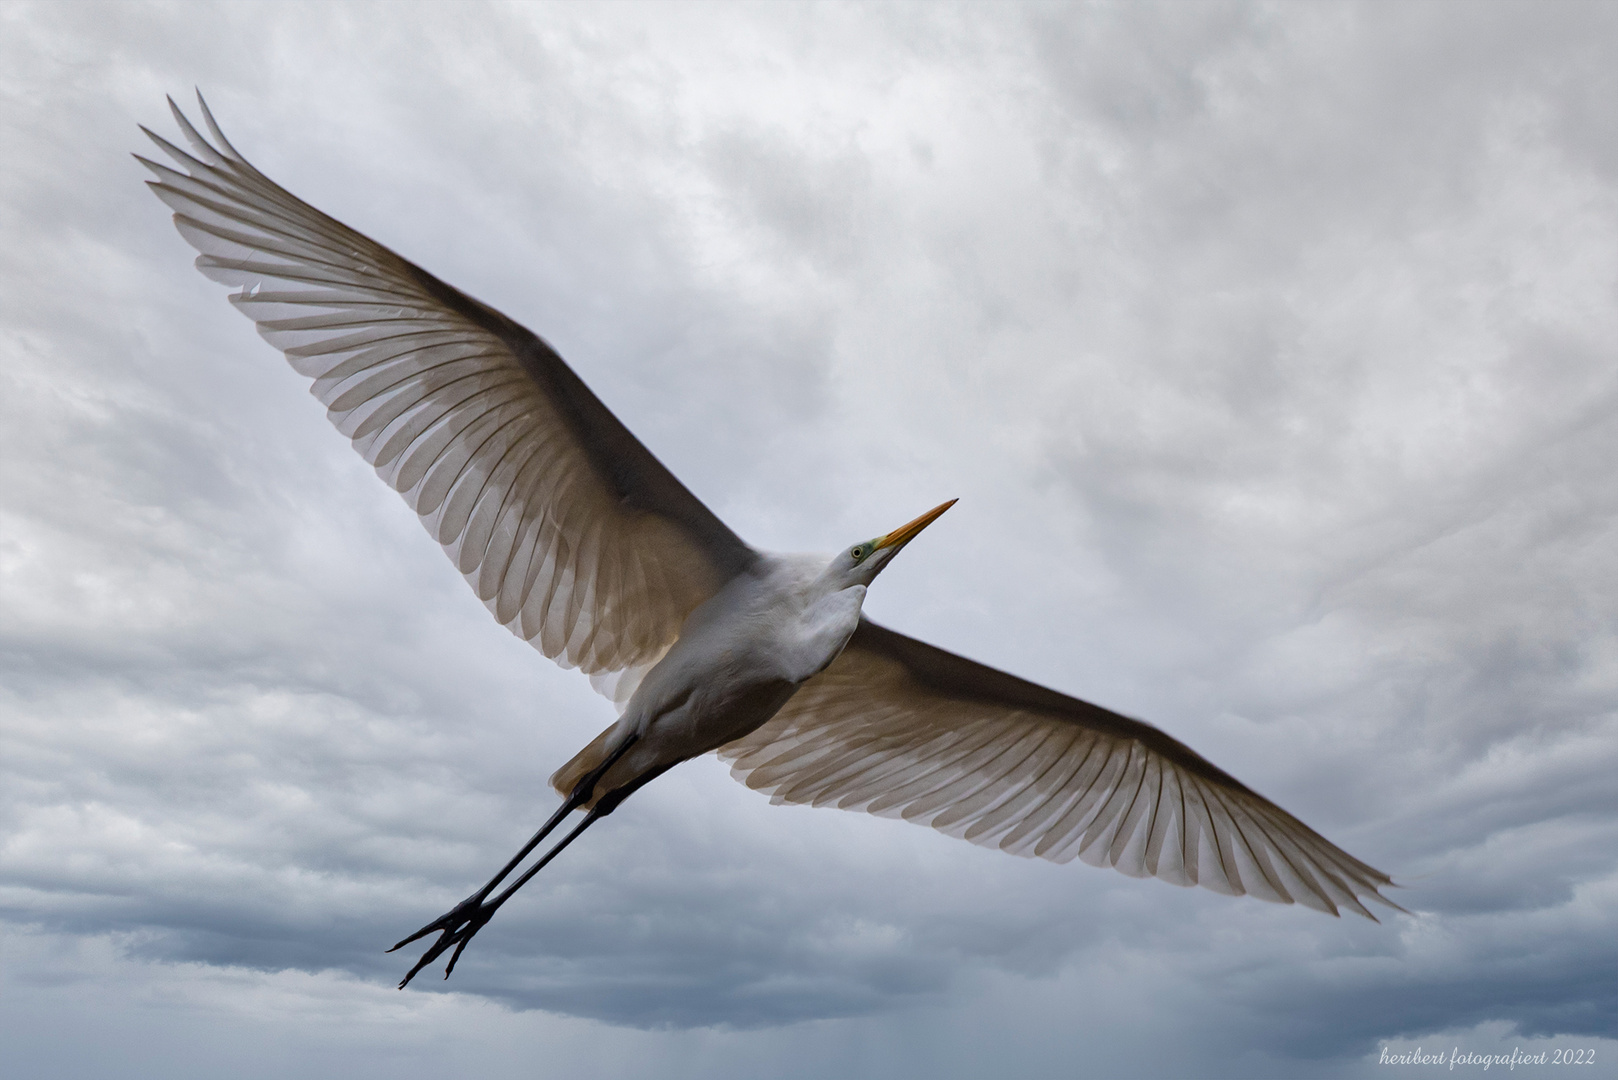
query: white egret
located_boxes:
[138,95,1399,989]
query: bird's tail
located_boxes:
[549,724,617,806]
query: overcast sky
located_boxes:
[3,2,1618,1077]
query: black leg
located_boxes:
[438,804,609,977]
[390,733,639,988]
[395,806,610,988]
[387,794,580,958]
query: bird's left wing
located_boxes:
[138,96,757,689]
[719,619,1398,918]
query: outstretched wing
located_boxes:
[139,95,757,686]
[721,619,1398,918]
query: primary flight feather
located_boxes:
[139,93,1398,987]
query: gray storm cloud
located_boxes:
[2,3,1616,1078]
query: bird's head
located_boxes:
[825,499,957,588]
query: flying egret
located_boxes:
[138,95,1399,989]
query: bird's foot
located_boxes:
[389,893,497,988]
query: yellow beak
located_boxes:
[875,499,958,552]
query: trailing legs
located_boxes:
[389,733,639,988]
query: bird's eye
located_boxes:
[851,546,866,560]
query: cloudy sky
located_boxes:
[4,2,1618,1077]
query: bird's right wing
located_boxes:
[720,619,1398,918]
[139,96,757,689]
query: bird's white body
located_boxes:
[560,553,867,802]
